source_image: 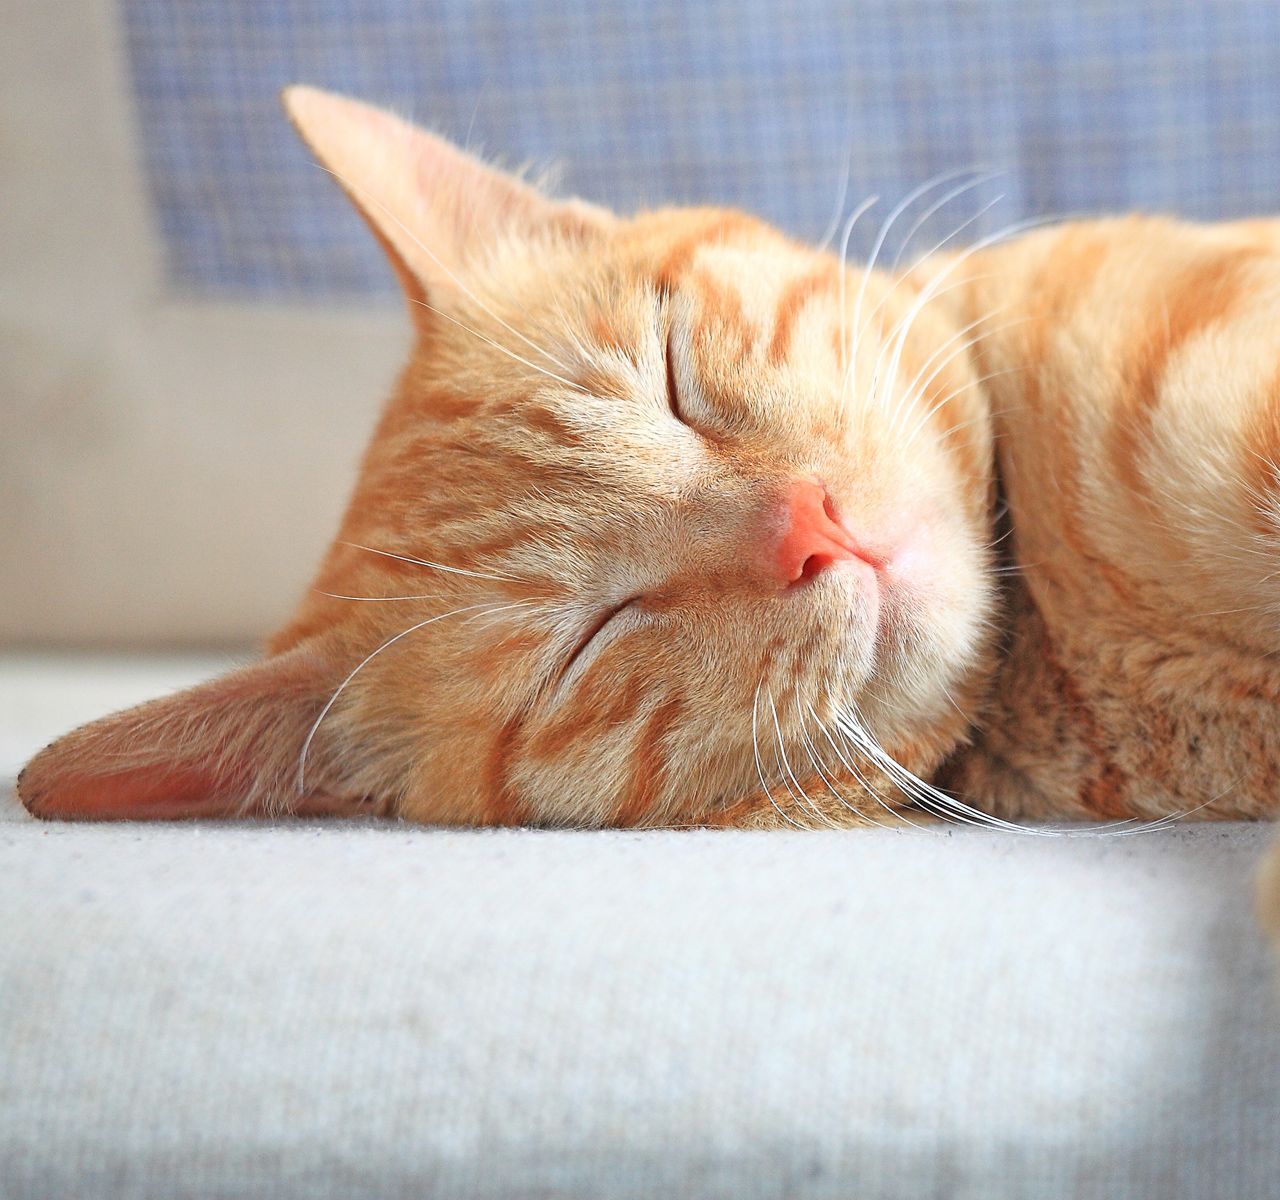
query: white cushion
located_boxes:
[3,656,1279,1198]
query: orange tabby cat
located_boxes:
[17,88,1280,863]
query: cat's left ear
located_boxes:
[281,85,613,319]
[16,648,381,821]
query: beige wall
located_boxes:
[1,0,408,646]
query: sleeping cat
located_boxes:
[17,88,1280,862]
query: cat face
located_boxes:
[18,88,997,827]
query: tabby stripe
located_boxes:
[1112,246,1260,498]
[529,663,649,760]
[691,272,757,359]
[612,696,684,825]
[653,213,759,294]
[483,715,531,825]
[767,267,837,364]
[1019,229,1138,600]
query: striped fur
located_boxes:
[935,216,1280,828]
[18,91,1280,868]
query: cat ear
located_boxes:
[281,85,612,317]
[16,648,381,821]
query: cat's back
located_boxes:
[937,215,1280,821]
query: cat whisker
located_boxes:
[853,178,1008,395]
[868,209,1080,441]
[931,403,1025,446]
[316,163,576,375]
[1090,779,1242,837]
[849,272,998,441]
[297,599,529,793]
[810,702,928,829]
[767,688,834,827]
[339,540,524,584]
[833,705,1230,838]
[902,366,1030,450]
[861,194,1006,394]
[897,313,1029,435]
[990,561,1041,577]
[794,696,893,828]
[834,709,1036,833]
[895,304,1017,407]
[318,590,440,602]
[867,197,1008,437]
[409,295,590,396]
[887,168,1005,276]
[851,170,991,357]
[836,196,881,381]
[751,683,806,829]
[814,150,852,253]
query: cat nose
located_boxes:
[776,479,882,586]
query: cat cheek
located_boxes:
[879,524,939,592]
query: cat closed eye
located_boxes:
[664,324,686,425]
[563,597,639,678]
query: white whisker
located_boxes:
[317,163,576,374]
[297,600,524,793]
[794,697,892,828]
[339,540,522,583]
[767,689,835,827]
[814,151,852,253]
[751,683,805,829]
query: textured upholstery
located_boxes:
[3,657,1280,1199]
[9,2,1280,643]
[123,0,1280,298]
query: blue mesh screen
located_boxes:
[121,1,1280,299]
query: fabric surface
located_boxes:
[11,3,1280,644]
[123,0,1280,299]
[3,656,1280,1199]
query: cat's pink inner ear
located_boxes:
[280,85,612,315]
[23,762,236,820]
[17,650,357,822]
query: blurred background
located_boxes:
[6,0,1280,652]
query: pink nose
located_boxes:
[776,480,881,585]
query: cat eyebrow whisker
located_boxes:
[854,169,1000,348]
[930,402,1026,447]
[860,197,1007,439]
[887,169,1005,277]
[896,308,1026,423]
[858,208,1077,446]
[339,540,524,583]
[901,366,1030,451]
[408,295,591,396]
[854,195,1005,411]
[813,150,852,254]
[836,196,881,382]
[316,163,576,376]
[848,172,1006,408]
[843,272,997,444]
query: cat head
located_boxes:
[19,87,997,827]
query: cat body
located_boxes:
[17,89,1280,851]
[942,218,1280,825]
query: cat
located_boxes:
[16,87,1280,884]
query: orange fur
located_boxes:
[19,88,1280,877]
